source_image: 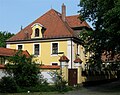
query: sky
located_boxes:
[0,0,83,34]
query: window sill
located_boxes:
[34,55,40,57]
[51,54,58,56]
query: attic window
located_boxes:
[35,28,39,37]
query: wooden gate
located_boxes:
[68,69,77,86]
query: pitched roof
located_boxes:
[59,55,69,62]
[74,57,82,63]
[0,47,30,57]
[7,9,90,42]
[66,15,90,28]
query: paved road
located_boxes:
[57,80,120,95]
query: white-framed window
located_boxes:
[16,44,24,50]
[51,42,59,55]
[34,44,40,55]
[34,44,39,55]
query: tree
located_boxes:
[5,50,42,87]
[78,0,120,70]
[0,76,18,93]
[0,31,14,47]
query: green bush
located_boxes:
[6,51,41,88]
[49,71,68,92]
[13,63,40,87]
[0,76,18,93]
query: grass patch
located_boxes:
[6,92,58,95]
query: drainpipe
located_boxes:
[71,38,73,69]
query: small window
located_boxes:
[35,28,39,37]
[52,63,58,66]
[34,44,39,55]
[18,45,22,50]
[52,43,58,54]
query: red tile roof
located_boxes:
[101,50,120,62]
[7,9,90,42]
[66,15,90,28]
[39,65,60,69]
[0,64,60,69]
[0,47,30,57]
[74,57,82,63]
[59,55,69,62]
[0,65,5,69]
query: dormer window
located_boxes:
[35,28,39,37]
[31,23,45,39]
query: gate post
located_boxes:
[62,63,68,81]
[77,65,82,84]
[59,55,69,82]
[74,57,82,84]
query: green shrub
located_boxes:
[5,51,41,88]
[49,71,68,92]
[0,76,18,93]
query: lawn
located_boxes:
[0,92,58,95]
[1,80,120,95]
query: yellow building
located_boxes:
[6,4,91,85]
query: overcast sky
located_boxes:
[0,0,84,34]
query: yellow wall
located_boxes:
[9,40,67,65]
[73,42,86,69]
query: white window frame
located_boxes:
[33,43,41,56]
[51,42,59,56]
[16,44,24,50]
[6,44,10,48]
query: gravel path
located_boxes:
[56,80,120,95]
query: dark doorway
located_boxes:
[68,69,77,86]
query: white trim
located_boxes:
[67,40,71,68]
[31,23,43,28]
[78,45,80,55]
[67,40,75,68]
[33,43,41,57]
[6,38,71,44]
[16,44,24,50]
[6,44,10,48]
[51,42,59,56]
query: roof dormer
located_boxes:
[31,23,45,39]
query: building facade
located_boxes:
[5,4,91,84]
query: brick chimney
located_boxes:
[62,3,66,22]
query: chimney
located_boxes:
[62,3,66,22]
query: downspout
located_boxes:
[71,38,72,69]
